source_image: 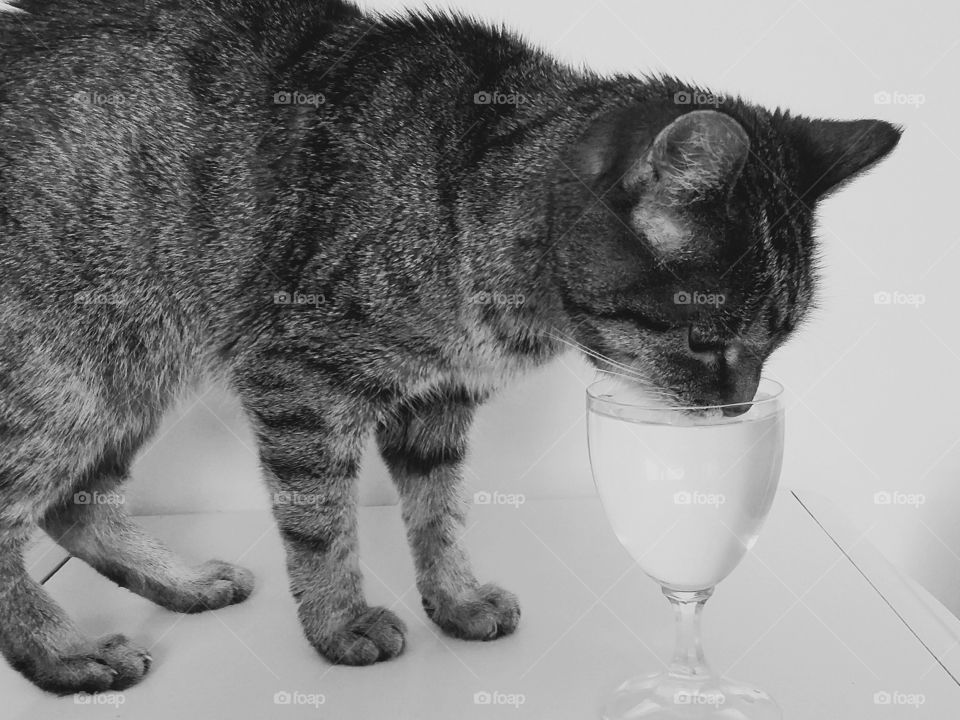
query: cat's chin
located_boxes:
[683,406,726,420]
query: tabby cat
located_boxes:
[0,0,899,693]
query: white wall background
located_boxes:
[124,0,960,618]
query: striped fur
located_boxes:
[0,0,900,692]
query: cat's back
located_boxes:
[0,0,365,121]
[0,0,153,68]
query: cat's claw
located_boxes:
[22,633,151,695]
[422,583,521,640]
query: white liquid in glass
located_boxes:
[589,404,784,591]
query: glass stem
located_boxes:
[664,587,714,680]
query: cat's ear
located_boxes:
[623,110,750,203]
[569,107,749,255]
[784,117,902,201]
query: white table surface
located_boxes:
[2,492,958,719]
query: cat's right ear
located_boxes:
[570,108,750,255]
[572,107,750,206]
[622,110,750,204]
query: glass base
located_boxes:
[601,672,782,719]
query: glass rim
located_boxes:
[586,376,785,414]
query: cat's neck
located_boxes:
[452,78,647,357]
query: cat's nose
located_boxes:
[687,330,761,414]
[718,341,761,416]
[721,403,751,418]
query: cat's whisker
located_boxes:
[548,331,647,380]
[549,332,680,403]
[547,331,676,401]
[552,340,647,383]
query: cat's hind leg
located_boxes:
[40,449,254,614]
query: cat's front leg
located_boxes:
[377,387,520,641]
[237,366,406,666]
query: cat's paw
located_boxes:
[422,583,521,640]
[311,606,407,666]
[192,559,255,610]
[157,559,255,613]
[23,633,152,694]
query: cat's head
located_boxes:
[552,89,901,414]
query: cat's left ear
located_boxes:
[783,117,902,202]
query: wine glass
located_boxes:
[587,377,785,720]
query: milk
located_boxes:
[588,405,784,591]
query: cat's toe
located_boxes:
[313,606,406,665]
[423,583,521,640]
[181,560,255,613]
[90,633,152,690]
